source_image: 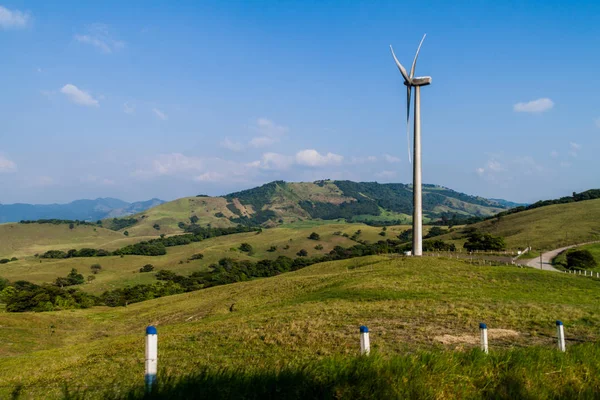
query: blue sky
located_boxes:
[1,0,599,204]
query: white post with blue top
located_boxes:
[556,320,566,352]
[145,325,158,389]
[360,325,370,355]
[479,323,488,353]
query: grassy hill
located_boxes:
[0,223,417,294]
[446,198,600,250]
[0,223,156,259]
[113,180,509,237]
[2,255,600,398]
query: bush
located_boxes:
[297,249,308,257]
[239,243,254,253]
[188,253,204,261]
[140,264,155,273]
[54,269,85,287]
[463,232,505,251]
[90,264,102,274]
[566,250,597,270]
[315,244,324,250]
[308,232,320,240]
[124,231,129,236]
[153,224,161,230]
[267,246,278,252]
[0,259,10,264]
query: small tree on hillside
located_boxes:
[67,268,85,285]
[239,243,254,253]
[567,250,596,270]
[308,232,320,240]
[190,215,199,224]
[297,249,308,257]
[90,264,102,274]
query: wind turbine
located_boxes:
[390,35,431,257]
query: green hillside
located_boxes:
[461,198,600,250]
[2,256,600,398]
[114,180,508,236]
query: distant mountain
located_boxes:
[0,198,165,223]
[116,181,519,236]
[488,198,529,208]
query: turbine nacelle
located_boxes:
[403,77,432,87]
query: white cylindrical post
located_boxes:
[556,320,566,352]
[585,271,587,276]
[479,323,488,354]
[412,86,423,257]
[145,325,158,390]
[360,325,370,355]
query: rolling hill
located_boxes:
[0,197,164,223]
[112,180,512,236]
[2,255,600,398]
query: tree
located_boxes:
[66,268,85,285]
[140,264,155,273]
[69,223,75,230]
[124,231,129,236]
[566,250,596,270]
[87,275,96,283]
[314,244,324,250]
[308,232,320,240]
[267,246,278,252]
[239,243,254,253]
[190,215,199,224]
[297,249,308,257]
[153,224,160,230]
[463,232,505,251]
[90,264,102,274]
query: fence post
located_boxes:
[479,323,488,353]
[360,325,370,355]
[556,321,566,352]
[145,325,158,390]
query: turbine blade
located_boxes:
[406,86,412,164]
[390,45,410,83]
[409,34,426,79]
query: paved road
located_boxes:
[526,241,600,272]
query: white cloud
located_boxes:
[60,84,99,107]
[123,102,135,114]
[249,118,288,148]
[0,5,30,29]
[569,142,581,157]
[513,98,554,113]
[249,152,293,171]
[475,167,485,176]
[0,155,17,172]
[220,138,244,152]
[195,172,225,182]
[74,24,125,54]
[383,154,401,163]
[375,170,396,179]
[150,153,203,175]
[153,108,168,120]
[351,156,378,164]
[296,149,343,167]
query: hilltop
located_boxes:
[113,180,511,236]
[0,197,164,223]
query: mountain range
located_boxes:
[0,198,165,223]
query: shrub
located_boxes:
[267,246,278,252]
[315,244,324,250]
[379,231,386,237]
[90,264,102,274]
[124,231,129,236]
[140,264,155,273]
[463,232,505,251]
[55,269,85,287]
[87,275,96,283]
[189,253,204,261]
[297,249,308,257]
[0,259,10,264]
[153,224,161,230]
[566,250,596,270]
[308,232,320,240]
[239,243,254,253]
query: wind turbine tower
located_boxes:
[390,35,431,256]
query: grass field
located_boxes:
[441,198,600,251]
[1,255,600,398]
[0,223,156,259]
[0,223,418,294]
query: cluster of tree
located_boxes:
[299,200,380,221]
[54,268,85,287]
[566,250,597,270]
[429,213,487,227]
[0,279,98,312]
[18,219,98,226]
[229,210,278,226]
[424,227,449,239]
[423,240,456,252]
[39,226,261,259]
[107,217,138,231]
[140,264,155,273]
[0,257,18,264]
[463,231,506,251]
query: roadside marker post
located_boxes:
[479,323,488,354]
[360,326,370,355]
[556,321,566,352]
[145,326,158,390]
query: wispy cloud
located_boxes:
[0,5,30,30]
[296,149,343,167]
[153,108,168,120]
[249,118,288,148]
[123,102,135,114]
[383,154,401,163]
[74,23,125,54]
[220,138,244,152]
[0,154,17,172]
[513,98,554,113]
[60,84,99,107]
[249,152,293,171]
[569,142,581,157]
